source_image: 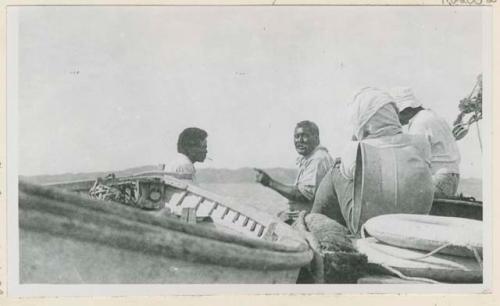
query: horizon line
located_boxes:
[20,165,483,181]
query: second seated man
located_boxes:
[255,120,335,222]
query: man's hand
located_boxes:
[254,168,308,202]
[254,168,272,187]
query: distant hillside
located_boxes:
[20,165,160,185]
[21,166,481,200]
[20,165,297,185]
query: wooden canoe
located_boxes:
[362,214,482,258]
[430,196,482,220]
[19,174,313,284]
[355,238,482,283]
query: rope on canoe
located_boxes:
[380,264,442,284]
[383,242,453,261]
[361,239,482,271]
[360,225,483,286]
[361,224,482,263]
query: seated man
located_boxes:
[311,87,434,235]
[255,120,335,220]
[391,87,461,198]
[165,127,208,184]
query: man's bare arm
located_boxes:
[254,168,309,202]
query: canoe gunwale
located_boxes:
[430,198,483,221]
[19,181,313,270]
[24,181,310,251]
[432,198,482,207]
[363,214,482,258]
[20,200,312,271]
[355,237,483,283]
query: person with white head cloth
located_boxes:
[390,87,461,198]
[311,87,434,235]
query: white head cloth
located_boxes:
[350,87,402,141]
[340,87,402,179]
[389,86,423,111]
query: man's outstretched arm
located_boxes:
[254,168,309,202]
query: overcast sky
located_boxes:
[11,6,486,178]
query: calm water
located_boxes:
[200,183,289,216]
[200,180,482,216]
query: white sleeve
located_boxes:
[165,160,195,180]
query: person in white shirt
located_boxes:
[391,87,461,198]
[165,127,208,184]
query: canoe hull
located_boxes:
[19,180,312,284]
[363,214,482,258]
[21,230,299,284]
[430,198,482,220]
[355,238,482,283]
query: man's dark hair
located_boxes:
[177,127,208,154]
[296,120,320,137]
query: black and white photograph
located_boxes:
[6,4,492,296]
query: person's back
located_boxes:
[408,109,461,175]
[362,133,431,163]
[391,87,461,197]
